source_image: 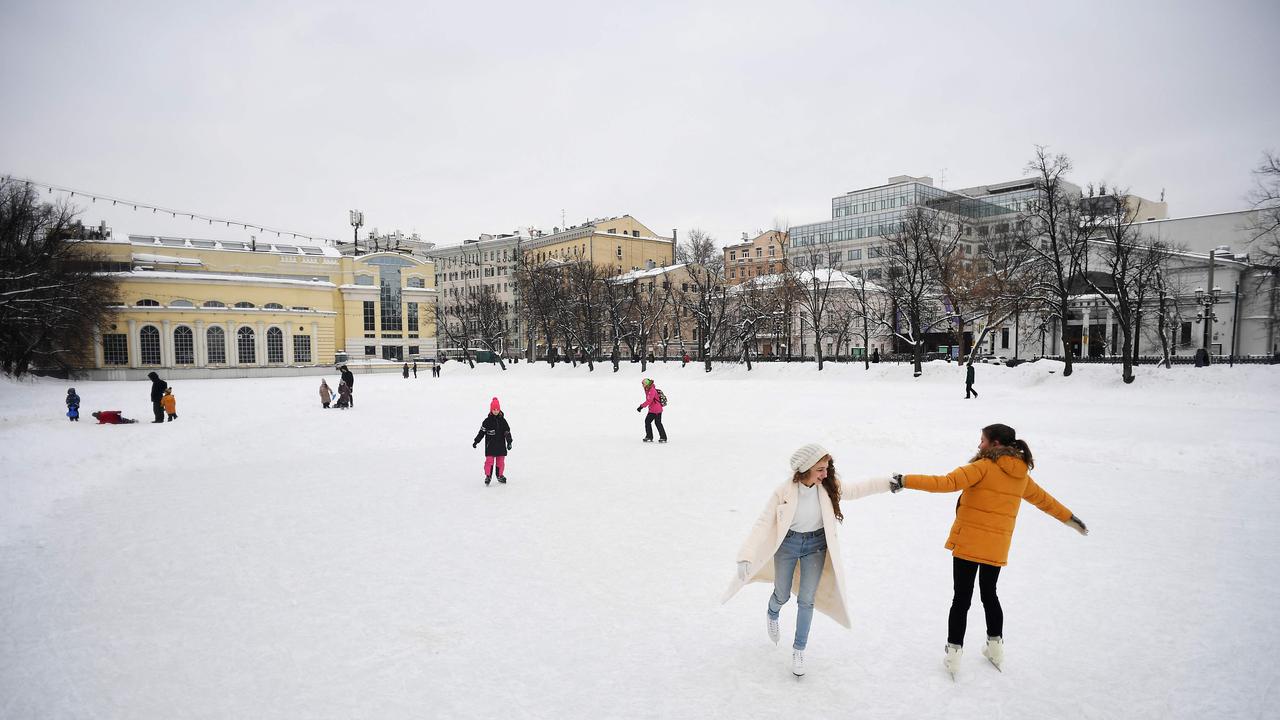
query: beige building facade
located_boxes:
[73,230,437,379]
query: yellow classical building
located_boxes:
[73,230,436,379]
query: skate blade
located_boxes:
[987,658,1003,672]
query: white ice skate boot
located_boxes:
[943,643,963,681]
[766,614,780,645]
[791,649,806,677]
[982,636,1004,671]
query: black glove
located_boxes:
[472,441,479,448]
[1067,515,1089,536]
[889,473,904,493]
[636,406,642,413]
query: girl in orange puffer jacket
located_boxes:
[889,423,1088,679]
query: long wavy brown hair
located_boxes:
[791,454,842,522]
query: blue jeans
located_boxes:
[767,529,827,650]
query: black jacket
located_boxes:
[473,412,513,456]
[966,365,975,383]
[148,372,168,402]
[340,368,354,388]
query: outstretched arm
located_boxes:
[845,477,893,500]
[1023,476,1088,534]
[902,463,984,493]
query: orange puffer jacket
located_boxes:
[161,393,176,414]
[904,446,1072,567]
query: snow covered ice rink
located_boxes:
[2,361,1278,719]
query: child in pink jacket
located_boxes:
[635,378,667,443]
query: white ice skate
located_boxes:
[982,636,1004,672]
[766,615,780,645]
[943,643,963,681]
[791,649,806,677]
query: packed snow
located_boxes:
[1,360,1278,719]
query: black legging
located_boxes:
[948,557,1002,646]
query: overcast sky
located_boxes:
[2,0,1277,249]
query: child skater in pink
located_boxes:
[472,396,514,486]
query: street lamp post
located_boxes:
[1193,246,1229,366]
[349,210,364,255]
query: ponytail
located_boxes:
[982,423,1034,470]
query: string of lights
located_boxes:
[2,173,342,245]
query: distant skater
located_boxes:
[162,387,177,421]
[965,363,978,399]
[320,379,332,408]
[472,396,513,486]
[147,371,167,423]
[340,365,355,407]
[66,388,80,421]
[635,378,667,443]
[412,361,418,378]
[403,362,410,379]
[92,410,137,424]
[334,380,352,409]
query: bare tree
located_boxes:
[728,274,784,370]
[470,285,509,370]
[1081,191,1170,383]
[846,264,889,369]
[1021,147,1097,376]
[514,258,564,366]
[882,208,948,377]
[675,229,731,372]
[964,224,1045,366]
[1248,150,1280,267]
[788,237,845,370]
[0,180,118,376]
[553,260,605,371]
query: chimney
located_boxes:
[672,228,678,243]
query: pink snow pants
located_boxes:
[484,456,506,476]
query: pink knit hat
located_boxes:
[490,397,501,413]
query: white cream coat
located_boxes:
[721,477,890,629]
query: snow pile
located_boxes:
[1,362,1278,718]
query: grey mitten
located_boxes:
[1067,515,1089,536]
[737,561,751,582]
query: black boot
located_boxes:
[497,475,507,484]
[484,474,492,486]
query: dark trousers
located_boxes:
[948,557,1002,646]
[152,401,164,423]
[965,382,978,398]
[644,412,667,441]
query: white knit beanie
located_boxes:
[789,443,830,474]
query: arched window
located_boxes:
[203,300,226,308]
[263,303,285,310]
[237,326,256,363]
[173,326,194,364]
[407,276,425,288]
[136,299,160,307]
[169,299,194,308]
[355,274,375,286]
[267,327,284,363]
[234,302,255,309]
[207,326,226,364]
[140,325,161,365]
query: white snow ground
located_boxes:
[1,360,1278,719]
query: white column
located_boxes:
[161,319,172,368]
[312,322,320,365]
[127,319,139,368]
[1081,309,1091,357]
[195,321,206,367]
[93,326,104,368]
[256,321,267,366]
[1105,308,1114,357]
[284,323,294,365]
[227,321,237,367]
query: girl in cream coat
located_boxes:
[723,442,891,676]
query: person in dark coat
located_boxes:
[965,363,978,399]
[335,380,352,409]
[66,388,81,421]
[340,365,355,406]
[412,361,418,378]
[147,371,167,423]
[472,396,513,486]
[872,348,881,364]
